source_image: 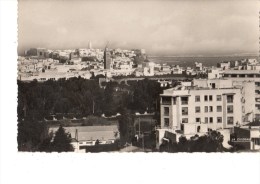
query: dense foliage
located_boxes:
[39,125,74,152]
[160,130,224,153]
[18,77,162,119]
[17,77,163,151]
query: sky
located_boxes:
[18,0,259,56]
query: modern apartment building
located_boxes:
[156,79,255,148]
[222,70,260,118]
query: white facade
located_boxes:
[208,68,223,79]
[223,70,260,117]
[156,78,255,148]
[160,87,242,131]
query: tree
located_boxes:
[162,131,224,153]
[51,125,73,152]
[17,120,48,151]
[118,109,134,145]
[95,139,100,145]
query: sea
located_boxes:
[148,56,259,68]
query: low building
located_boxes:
[207,68,223,79]
[230,126,260,151]
[49,125,120,153]
[217,61,230,70]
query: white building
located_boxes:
[223,70,260,118]
[207,68,223,79]
[156,78,255,149]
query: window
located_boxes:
[205,117,208,123]
[182,107,188,115]
[227,117,234,125]
[181,97,189,105]
[164,118,169,127]
[209,117,213,123]
[227,95,233,103]
[195,106,200,113]
[195,96,200,102]
[182,118,188,123]
[217,106,222,112]
[209,106,213,112]
[197,126,201,133]
[217,95,222,101]
[217,117,222,123]
[181,124,184,131]
[204,95,208,101]
[162,97,171,105]
[205,106,208,112]
[164,107,169,116]
[227,105,233,113]
[242,106,245,113]
[196,118,201,123]
[209,95,213,101]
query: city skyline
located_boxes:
[18,0,259,56]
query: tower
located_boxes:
[104,42,111,70]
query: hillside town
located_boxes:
[17,43,209,82]
[17,45,260,153]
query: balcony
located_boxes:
[227,99,233,103]
[227,95,234,103]
[227,110,233,113]
[164,113,169,116]
[161,101,171,105]
[227,106,233,113]
[181,101,188,105]
[181,97,189,105]
[161,97,172,105]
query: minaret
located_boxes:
[104,42,111,70]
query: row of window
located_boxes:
[180,105,233,115]
[163,105,234,116]
[195,95,221,102]
[224,74,260,78]
[162,95,234,105]
[163,116,234,127]
[182,117,234,124]
[195,117,222,123]
[195,95,234,103]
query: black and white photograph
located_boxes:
[15,0,260,153]
[1,0,260,184]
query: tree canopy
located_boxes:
[50,125,74,152]
[160,130,224,153]
[17,77,163,151]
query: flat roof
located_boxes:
[223,70,260,74]
[49,125,119,141]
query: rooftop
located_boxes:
[223,70,260,74]
[49,125,119,141]
[161,85,240,96]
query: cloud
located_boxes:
[18,0,259,56]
